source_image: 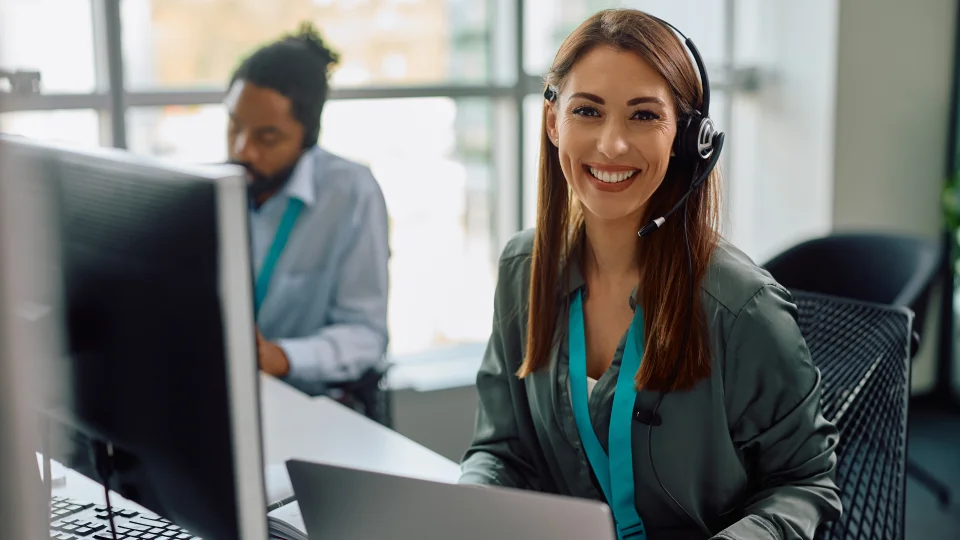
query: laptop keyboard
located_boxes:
[49,496,200,540]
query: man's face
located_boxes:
[225,80,305,201]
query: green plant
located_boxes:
[942,168,960,278]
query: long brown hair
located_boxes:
[517,9,722,392]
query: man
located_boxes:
[225,23,390,396]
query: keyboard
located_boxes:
[49,495,200,540]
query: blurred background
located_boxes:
[0,0,834,362]
[2,0,960,538]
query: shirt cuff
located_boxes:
[276,337,338,397]
[711,515,780,540]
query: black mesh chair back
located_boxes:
[764,232,952,508]
[790,290,913,540]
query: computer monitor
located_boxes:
[0,134,267,540]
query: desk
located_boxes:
[259,373,459,483]
[52,373,460,508]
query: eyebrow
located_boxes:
[228,115,280,135]
[569,92,666,107]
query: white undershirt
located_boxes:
[568,376,600,405]
[586,376,598,398]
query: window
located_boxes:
[0,110,101,148]
[323,97,497,356]
[522,94,543,230]
[120,0,491,90]
[0,0,97,93]
[523,0,727,77]
[722,1,835,262]
[127,105,228,163]
[124,97,498,357]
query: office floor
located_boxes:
[904,399,960,540]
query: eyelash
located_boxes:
[572,106,660,121]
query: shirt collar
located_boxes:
[563,254,586,296]
[280,146,319,207]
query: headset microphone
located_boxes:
[634,408,662,426]
[637,131,725,238]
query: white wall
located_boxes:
[832,0,958,393]
[832,0,957,237]
[392,386,479,462]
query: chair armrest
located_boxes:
[327,361,392,393]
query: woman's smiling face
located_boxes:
[546,45,678,224]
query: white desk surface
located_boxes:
[51,373,460,508]
[260,373,460,483]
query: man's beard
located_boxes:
[228,160,299,204]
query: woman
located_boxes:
[459,9,842,540]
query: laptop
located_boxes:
[286,459,617,540]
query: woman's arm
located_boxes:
[459,244,540,489]
[714,285,842,540]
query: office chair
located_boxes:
[327,361,394,428]
[763,232,949,507]
[790,290,913,540]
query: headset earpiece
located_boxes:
[675,110,718,169]
[640,16,725,231]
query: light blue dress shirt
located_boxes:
[250,146,390,396]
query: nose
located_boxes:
[597,120,629,159]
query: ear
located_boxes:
[545,101,559,147]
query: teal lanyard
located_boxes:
[254,198,305,318]
[569,289,647,540]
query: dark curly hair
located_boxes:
[229,22,340,148]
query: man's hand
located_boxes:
[256,328,290,377]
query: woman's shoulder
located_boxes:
[702,240,812,392]
[700,237,785,319]
[495,228,537,291]
[493,229,536,307]
[500,227,537,262]
[495,229,793,321]
[705,240,821,424]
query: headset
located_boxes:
[544,15,725,536]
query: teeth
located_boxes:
[589,167,639,183]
